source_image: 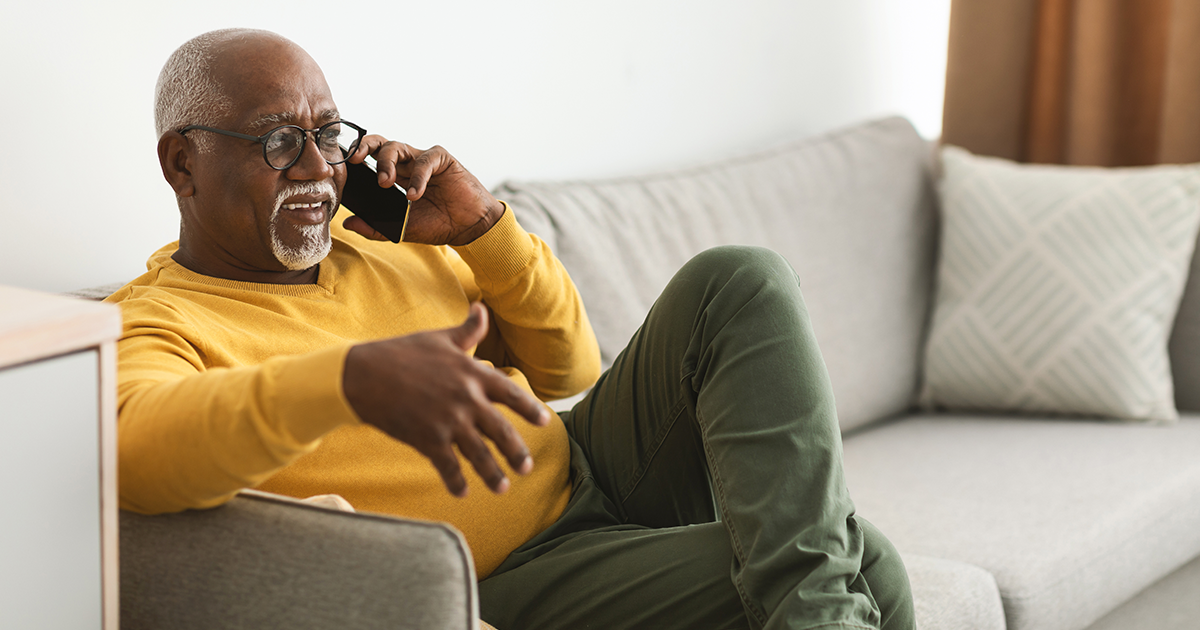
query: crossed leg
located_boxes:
[481,246,915,630]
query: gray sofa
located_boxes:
[120,117,1200,630]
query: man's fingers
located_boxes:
[350,134,395,168]
[427,446,469,498]
[404,146,449,201]
[359,137,418,189]
[446,303,489,351]
[474,401,535,476]
[347,134,382,164]
[483,370,551,428]
[454,418,511,493]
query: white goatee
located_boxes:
[269,181,337,270]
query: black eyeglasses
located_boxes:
[179,119,366,170]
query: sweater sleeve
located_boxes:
[449,202,601,401]
[113,298,360,514]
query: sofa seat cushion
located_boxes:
[842,413,1200,630]
[903,553,1006,630]
[498,116,938,432]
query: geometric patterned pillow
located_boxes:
[920,146,1200,422]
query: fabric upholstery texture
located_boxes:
[65,282,126,301]
[120,491,478,630]
[499,116,938,432]
[842,413,1200,630]
[1084,552,1200,630]
[902,554,1006,630]
[922,146,1200,421]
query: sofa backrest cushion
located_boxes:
[497,117,939,432]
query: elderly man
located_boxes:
[110,28,915,630]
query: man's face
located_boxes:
[184,38,347,273]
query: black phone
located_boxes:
[339,156,411,243]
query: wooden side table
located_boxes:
[0,285,122,629]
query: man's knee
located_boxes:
[680,245,794,282]
[672,246,801,308]
[858,517,916,630]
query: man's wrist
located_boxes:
[453,201,537,284]
[450,196,507,246]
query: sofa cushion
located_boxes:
[1084,552,1200,630]
[922,147,1200,422]
[120,491,478,630]
[842,413,1200,630]
[498,116,938,432]
[903,554,1005,630]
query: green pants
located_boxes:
[480,246,915,630]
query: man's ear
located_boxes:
[158,131,196,198]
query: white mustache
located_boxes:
[274,180,338,213]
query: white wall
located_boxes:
[0,0,950,293]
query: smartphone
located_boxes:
[339,155,411,243]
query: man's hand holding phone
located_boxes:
[342,135,505,247]
[339,157,410,243]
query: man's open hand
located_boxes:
[342,303,550,497]
[343,136,504,246]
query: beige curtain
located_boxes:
[942,0,1200,166]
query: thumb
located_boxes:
[342,216,390,241]
[447,302,489,351]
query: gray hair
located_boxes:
[153,28,275,151]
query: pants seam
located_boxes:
[616,396,690,504]
[682,361,769,626]
[695,403,769,628]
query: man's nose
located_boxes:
[286,133,335,181]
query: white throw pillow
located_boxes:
[921,146,1200,421]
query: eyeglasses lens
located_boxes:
[263,123,362,169]
[322,123,361,163]
[265,128,305,169]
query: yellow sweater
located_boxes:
[107,206,601,577]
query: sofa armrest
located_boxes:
[120,490,479,630]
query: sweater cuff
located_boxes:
[452,201,536,285]
[266,343,361,444]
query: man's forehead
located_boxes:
[209,35,338,130]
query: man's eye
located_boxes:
[318,127,342,150]
[266,131,300,153]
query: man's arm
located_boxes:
[114,300,356,514]
[447,208,601,401]
[116,299,549,513]
[342,138,602,401]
